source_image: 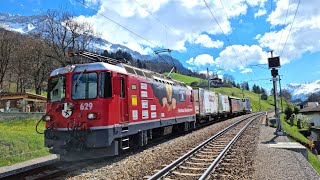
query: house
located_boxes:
[0,92,47,112]
[300,102,320,152]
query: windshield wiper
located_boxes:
[74,69,87,92]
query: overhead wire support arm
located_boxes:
[154,49,177,76]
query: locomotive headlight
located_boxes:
[87,113,97,120]
[44,115,51,121]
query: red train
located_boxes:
[38,52,251,160]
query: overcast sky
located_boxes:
[1,0,319,90]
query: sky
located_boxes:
[1,0,320,91]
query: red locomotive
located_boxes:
[37,52,251,160]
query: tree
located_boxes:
[281,89,292,101]
[284,105,293,120]
[0,30,16,88]
[242,81,249,90]
[40,9,95,66]
[294,106,300,114]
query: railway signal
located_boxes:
[268,51,285,136]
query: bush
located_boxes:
[284,106,293,120]
[294,106,300,114]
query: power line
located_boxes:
[276,0,291,54]
[218,0,257,80]
[133,0,204,58]
[203,0,254,82]
[268,0,273,49]
[280,0,301,57]
[74,0,161,49]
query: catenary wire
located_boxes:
[276,0,291,55]
[203,0,253,82]
[74,0,161,49]
[280,0,300,57]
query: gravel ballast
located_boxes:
[65,115,252,179]
[210,115,262,179]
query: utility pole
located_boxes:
[241,83,244,98]
[207,67,210,91]
[279,75,283,112]
[259,94,261,111]
[268,50,284,135]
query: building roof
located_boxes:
[300,102,320,113]
[0,92,47,101]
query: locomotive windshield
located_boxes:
[48,76,66,102]
[72,72,98,100]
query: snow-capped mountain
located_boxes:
[286,80,320,101]
[0,13,44,33]
[0,13,189,73]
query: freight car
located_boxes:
[36,52,251,160]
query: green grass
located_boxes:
[279,114,320,174]
[164,72,204,86]
[0,118,49,167]
[280,114,310,144]
[308,150,320,174]
[26,89,47,97]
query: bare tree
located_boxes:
[40,9,96,66]
[0,30,16,89]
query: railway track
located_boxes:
[2,159,103,180]
[147,113,263,180]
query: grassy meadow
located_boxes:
[0,118,49,167]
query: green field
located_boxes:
[165,72,204,86]
[0,118,49,167]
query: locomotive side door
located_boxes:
[114,74,129,124]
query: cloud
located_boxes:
[255,34,261,39]
[259,0,320,64]
[186,54,216,66]
[194,34,224,48]
[215,45,268,70]
[75,0,264,54]
[241,68,253,73]
[254,9,266,18]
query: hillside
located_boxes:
[165,73,204,86]
[168,73,289,112]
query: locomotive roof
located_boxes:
[49,62,127,76]
[49,62,187,87]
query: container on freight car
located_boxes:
[244,98,252,113]
[218,94,230,114]
[193,88,219,117]
[230,97,242,113]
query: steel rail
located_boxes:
[147,113,262,180]
[199,114,262,179]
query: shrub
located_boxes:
[284,105,293,120]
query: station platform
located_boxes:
[0,154,58,178]
[253,116,319,179]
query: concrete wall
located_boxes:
[0,112,45,120]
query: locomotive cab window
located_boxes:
[72,72,98,100]
[99,72,112,98]
[48,75,66,102]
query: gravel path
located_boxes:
[64,115,253,179]
[253,124,319,179]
